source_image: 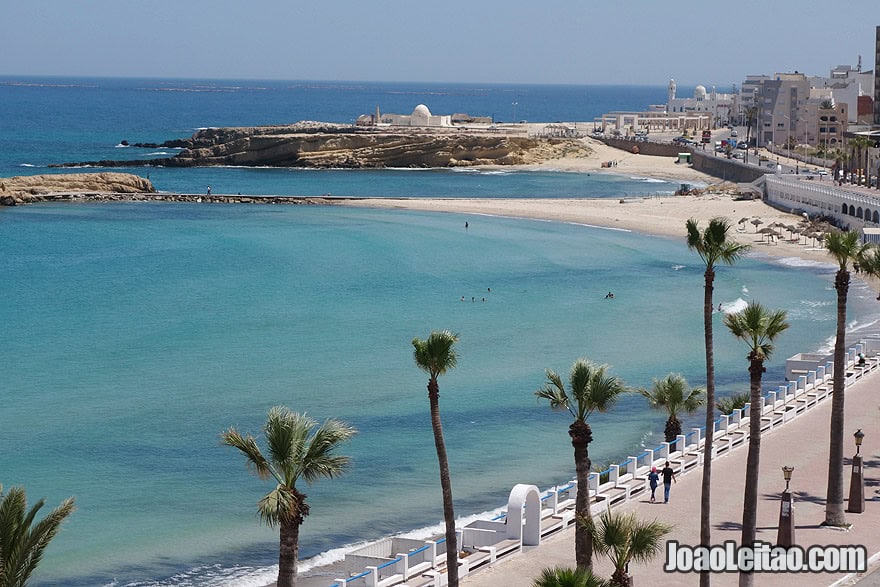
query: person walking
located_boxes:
[662,461,676,503]
[648,466,660,503]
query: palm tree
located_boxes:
[744,106,757,147]
[536,359,628,570]
[412,330,461,587]
[222,407,356,587]
[823,231,872,527]
[715,391,750,416]
[723,302,789,587]
[533,566,609,587]
[0,484,75,587]
[849,136,873,185]
[640,373,705,444]
[582,510,672,587]
[859,247,880,300]
[686,217,750,587]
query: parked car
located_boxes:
[730,130,738,137]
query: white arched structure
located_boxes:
[505,484,541,546]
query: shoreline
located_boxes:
[11,163,879,586]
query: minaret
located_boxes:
[668,79,676,103]
[375,105,380,126]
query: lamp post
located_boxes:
[512,102,518,125]
[777,465,795,547]
[847,429,866,513]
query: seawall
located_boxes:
[599,137,766,183]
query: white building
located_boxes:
[809,64,873,123]
[357,104,452,128]
[666,79,738,128]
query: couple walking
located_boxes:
[648,462,676,503]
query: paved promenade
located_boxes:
[463,368,880,587]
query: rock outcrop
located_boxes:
[54,123,589,169]
[0,172,155,205]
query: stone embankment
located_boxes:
[53,123,589,169]
[0,172,156,206]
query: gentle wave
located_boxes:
[773,256,837,270]
[671,264,685,271]
[102,563,278,587]
[629,176,667,184]
[19,163,38,167]
[719,297,748,314]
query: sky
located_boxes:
[3,1,877,87]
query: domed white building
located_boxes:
[359,104,452,127]
[411,104,432,126]
[667,78,736,127]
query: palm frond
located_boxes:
[686,217,750,268]
[300,419,357,484]
[536,369,573,415]
[265,406,304,478]
[642,373,705,418]
[221,428,275,481]
[256,485,297,528]
[716,391,750,414]
[0,486,75,587]
[580,510,672,578]
[532,566,609,587]
[412,330,459,378]
[825,230,868,270]
[724,301,789,361]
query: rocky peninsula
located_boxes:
[0,172,155,206]
[52,122,588,169]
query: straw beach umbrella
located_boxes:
[750,218,763,232]
[758,227,774,241]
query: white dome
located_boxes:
[694,85,707,99]
[412,104,432,118]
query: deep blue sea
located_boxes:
[2,78,878,587]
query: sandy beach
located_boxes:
[339,144,838,269]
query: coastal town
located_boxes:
[5,8,880,587]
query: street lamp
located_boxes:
[512,102,518,124]
[847,429,866,513]
[777,465,795,547]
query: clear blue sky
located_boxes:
[3,1,877,87]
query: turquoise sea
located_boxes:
[3,78,880,586]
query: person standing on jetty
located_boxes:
[662,461,676,503]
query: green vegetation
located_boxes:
[222,407,356,587]
[724,302,789,587]
[412,329,461,587]
[0,484,75,587]
[640,373,705,443]
[582,510,673,587]
[685,217,750,587]
[536,359,629,570]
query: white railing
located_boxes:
[327,338,880,587]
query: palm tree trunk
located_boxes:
[278,518,300,587]
[825,270,849,526]
[571,421,594,570]
[665,415,682,444]
[738,356,764,587]
[699,267,715,587]
[428,377,459,587]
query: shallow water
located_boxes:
[2,201,878,586]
